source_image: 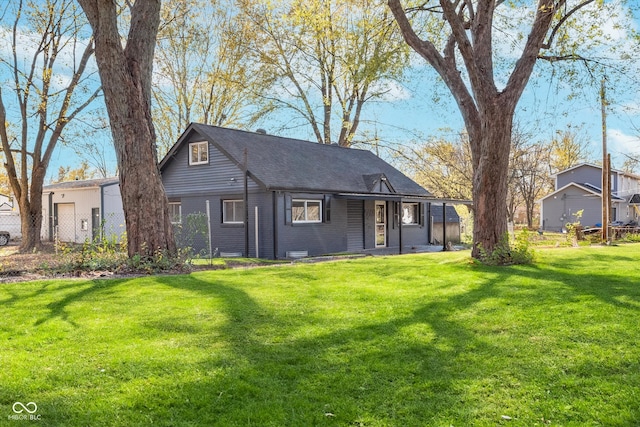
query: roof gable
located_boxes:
[363,173,395,193]
[160,123,431,197]
[539,182,624,202]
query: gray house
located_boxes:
[160,123,457,259]
[540,163,640,231]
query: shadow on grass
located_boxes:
[33,280,133,327]
[10,249,640,426]
[144,258,640,425]
[139,269,521,425]
[502,258,640,311]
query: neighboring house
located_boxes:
[540,163,640,232]
[160,123,460,259]
[0,193,20,241]
[42,177,125,243]
[0,193,14,212]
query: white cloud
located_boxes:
[609,128,640,155]
[371,79,412,102]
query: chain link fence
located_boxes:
[0,211,127,245]
[1,210,210,255]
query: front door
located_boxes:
[375,201,386,247]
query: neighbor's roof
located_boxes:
[552,162,640,180]
[430,204,461,222]
[538,182,625,202]
[43,177,119,191]
[160,123,432,198]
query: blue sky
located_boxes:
[2,0,639,182]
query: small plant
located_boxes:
[125,247,191,274]
[565,209,584,247]
[173,212,210,257]
[619,233,640,243]
[477,230,534,266]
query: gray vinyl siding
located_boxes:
[401,209,429,247]
[275,193,349,258]
[174,191,275,259]
[346,200,364,251]
[162,136,261,198]
[541,186,602,231]
[363,200,376,249]
[556,165,618,193]
[387,202,401,249]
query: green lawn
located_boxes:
[1,245,639,426]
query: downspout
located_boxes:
[100,184,106,241]
[272,191,279,259]
[48,192,54,241]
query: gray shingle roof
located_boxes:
[43,177,119,191]
[162,123,431,197]
[429,204,460,223]
[579,183,625,201]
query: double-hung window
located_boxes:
[402,203,419,225]
[292,199,322,223]
[223,200,244,224]
[168,202,182,224]
[189,141,208,165]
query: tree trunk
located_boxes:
[470,104,512,259]
[103,61,176,258]
[79,0,175,258]
[18,203,43,252]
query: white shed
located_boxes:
[42,177,125,243]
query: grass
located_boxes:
[1,245,640,426]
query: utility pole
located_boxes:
[601,78,610,242]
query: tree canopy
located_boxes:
[388,0,637,261]
[238,0,411,146]
[0,0,100,251]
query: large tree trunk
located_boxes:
[79,0,175,258]
[470,104,512,259]
[388,0,571,263]
[18,204,43,252]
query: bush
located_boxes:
[477,230,535,266]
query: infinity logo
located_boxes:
[12,402,38,414]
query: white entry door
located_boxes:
[56,203,76,242]
[375,201,386,247]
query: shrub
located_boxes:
[477,230,535,266]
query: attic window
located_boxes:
[189,141,208,165]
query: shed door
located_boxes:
[347,200,364,251]
[56,203,76,242]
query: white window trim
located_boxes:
[169,202,182,224]
[223,200,244,224]
[189,141,209,165]
[402,203,419,225]
[292,199,322,223]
